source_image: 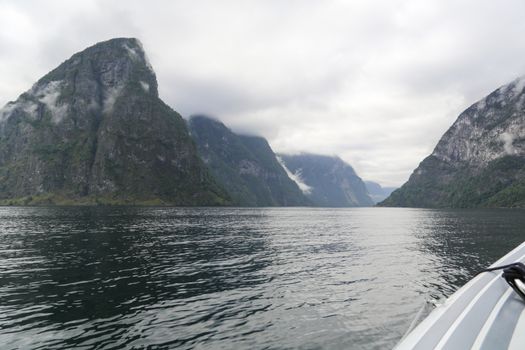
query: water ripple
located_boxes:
[0,207,524,349]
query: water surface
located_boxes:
[0,207,524,349]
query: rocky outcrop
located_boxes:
[0,38,229,205]
[381,76,525,208]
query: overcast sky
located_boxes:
[1,0,525,186]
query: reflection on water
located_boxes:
[0,207,524,349]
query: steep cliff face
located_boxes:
[188,115,310,206]
[278,153,374,207]
[0,38,229,205]
[382,76,525,208]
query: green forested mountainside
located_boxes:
[382,155,525,208]
[381,76,525,208]
[188,115,310,206]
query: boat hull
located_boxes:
[396,241,525,349]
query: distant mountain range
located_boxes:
[382,76,525,208]
[4,37,522,208]
[188,115,309,206]
[189,116,375,207]
[0,38,378,207]
[364,181,396,204]
[278,153,374,207]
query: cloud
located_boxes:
[276,156,312,195]
[1,0,525,186]
[500,132,516,155]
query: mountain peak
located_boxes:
[32,37,158,103]
[188,114,224,127]
[0,38,228,205]
[430,74,525,166]
[382,74,525,208]
[84,37,153,70]
[0,37,160,128]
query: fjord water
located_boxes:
[1,207,524,349]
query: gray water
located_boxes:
[0,207,524,350]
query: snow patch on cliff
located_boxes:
[276,156,312,194]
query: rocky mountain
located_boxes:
[188,115,310,206]
[278,153,374,207]
[0,38,229,205]
[364,181,396,204]
[381,76,525,208]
